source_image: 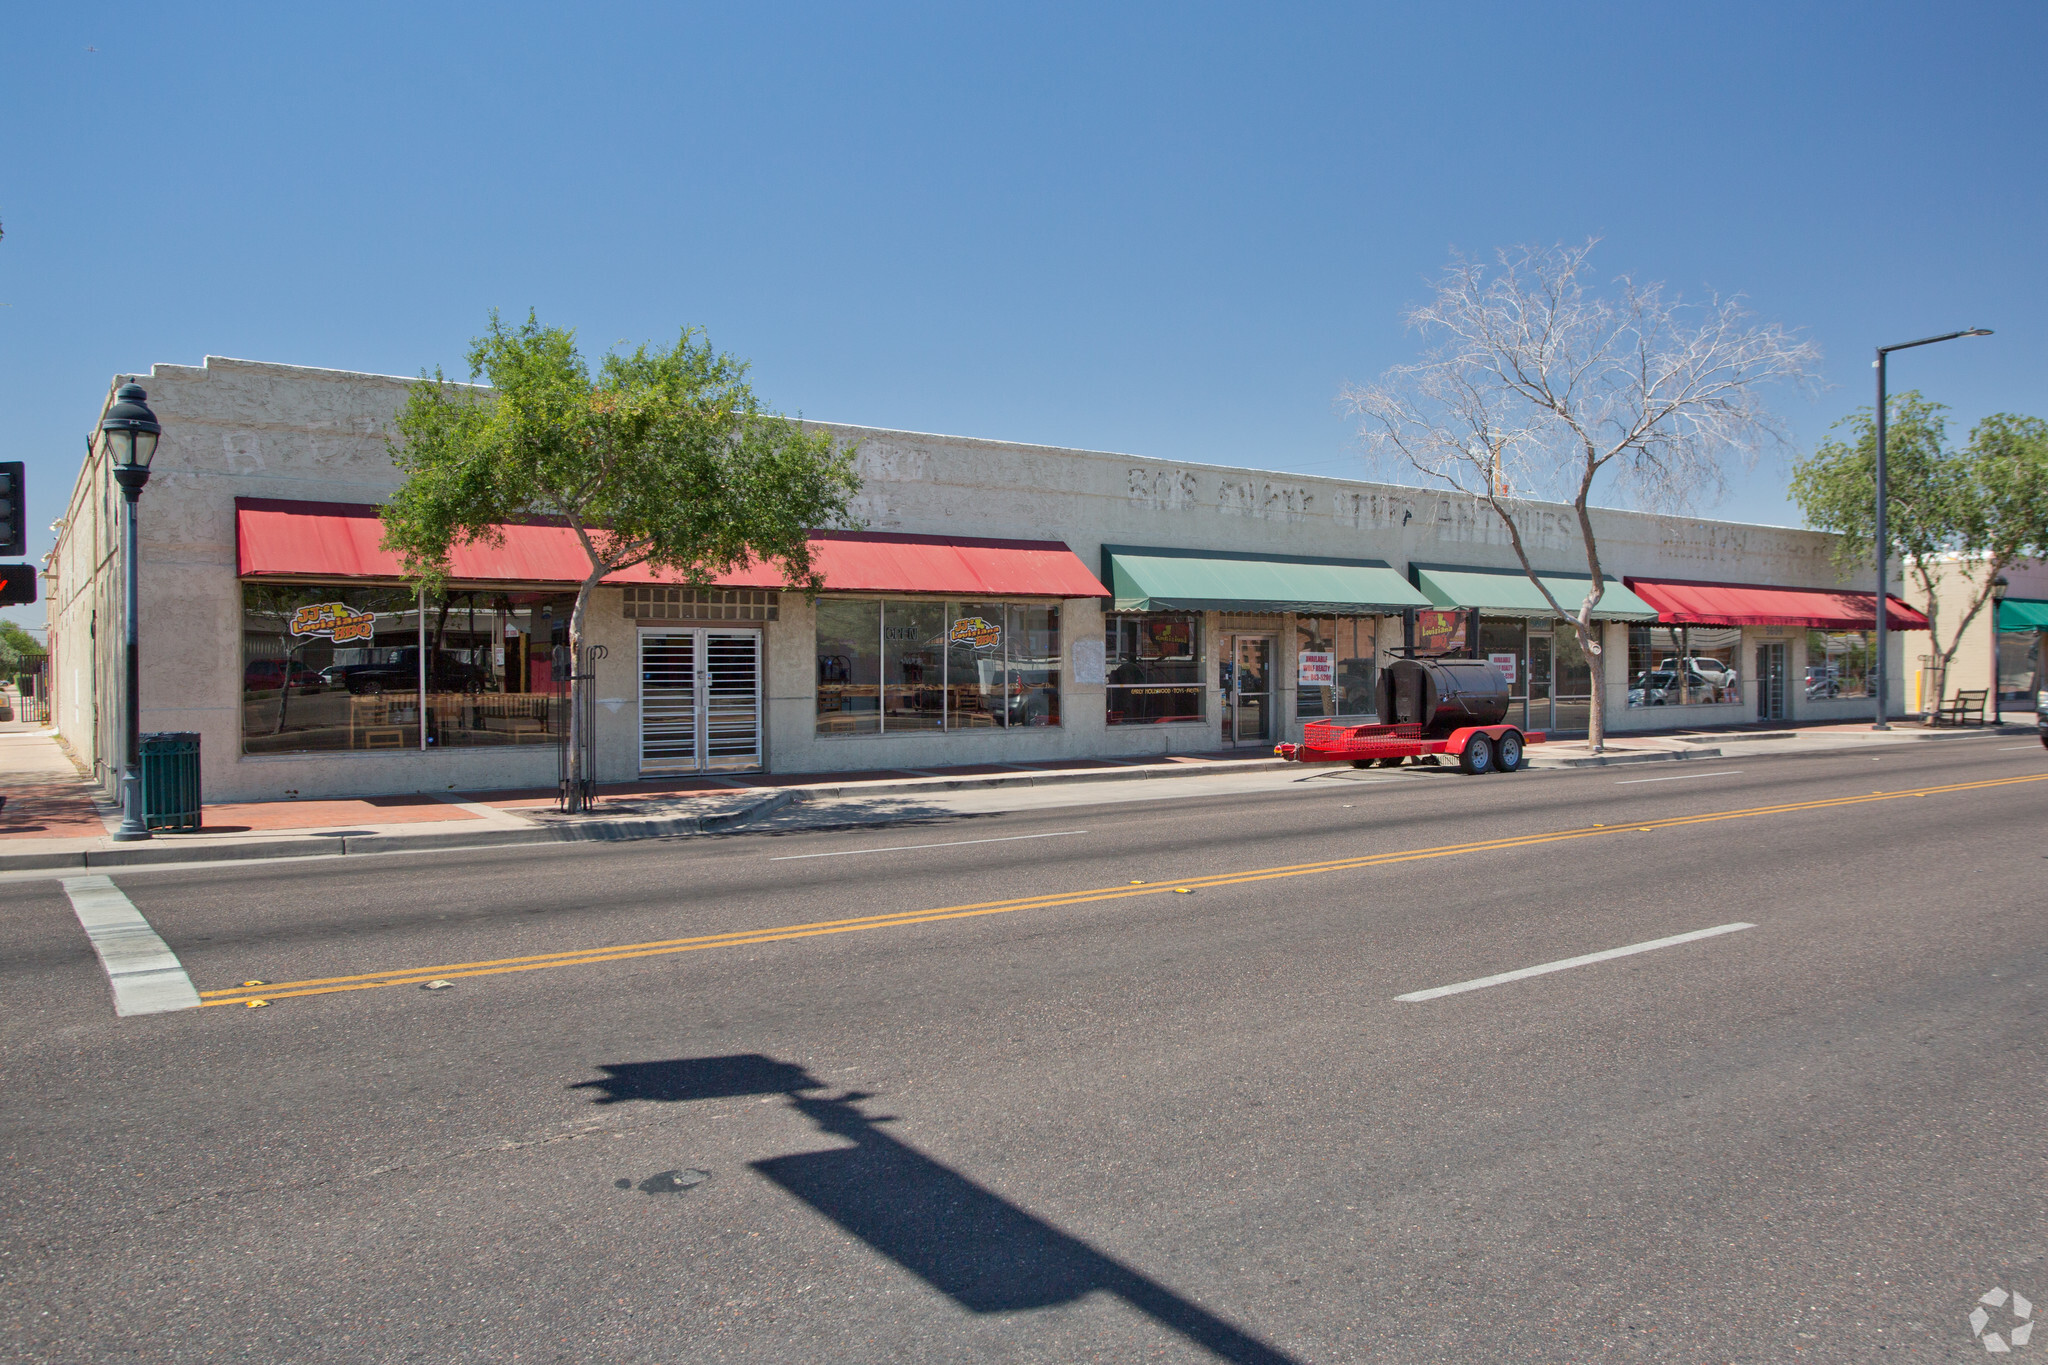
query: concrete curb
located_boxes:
[1545,746,1724,769]
[0,789,800,873]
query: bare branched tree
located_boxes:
[1341,241,1821,751]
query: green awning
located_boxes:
[1998,597,2048,631]
[1414,565,1660,621]
[1103,545,1432,615]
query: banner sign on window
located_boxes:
[1140,619,1192,659]
[289,602,379,644]
[1488,651,1518,684]
[1298,650,1334,687]
[949,616,1002,650]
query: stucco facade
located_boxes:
[47,356,1917,803]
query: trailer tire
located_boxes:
[1350,759,1374,768]
[1495,729,1523,773]
[1459,734,1495,774]
[1376,756,1405,768]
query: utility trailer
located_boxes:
[1273,656,1542,775]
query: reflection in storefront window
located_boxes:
[241,583,421,755]
[886,601,946,731]
[422,590,571,747]
[241,584,575,755]
[1295,618,1376,719]
[1627,625,1743,707]
[1998,629,2041,703]
[1105,614,1203,725]
[816,599,882,734]
[1803,629,1872,700]
[814,599,1062,736]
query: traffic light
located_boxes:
[0,462,23,556]
[0,564,34,607]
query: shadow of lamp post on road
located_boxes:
[571,1053,1301,1365]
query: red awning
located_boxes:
[1623,576,1930,631]
[234,499,1108,598]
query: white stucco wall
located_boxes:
[46,355,1918,802]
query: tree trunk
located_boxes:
[1580,622,1603,753]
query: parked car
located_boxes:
[341,648,493,695]
[1659,656,1738,689]
[1630,668,1717,706]
[243,660,324,693]
[1804,664,1839,699]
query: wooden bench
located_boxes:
[1933,688,1989,727]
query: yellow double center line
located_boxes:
[199,770,2048,1007]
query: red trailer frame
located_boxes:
[1274,719,1543,774]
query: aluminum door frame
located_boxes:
[1227,634,1275,745]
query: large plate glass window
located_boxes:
[241,583,419,755]
[815,599,1063,735]
[816,599,882,734]
[1295,618,1376,719]
[1626,624,1743,707]
[1105,614,1203,725]
[1804,629,1872,700]
[422,589,572,748]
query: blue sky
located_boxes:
[4,3,2044,630]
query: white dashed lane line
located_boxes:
[61,875,201,1016]
[1396,922,1757,1002]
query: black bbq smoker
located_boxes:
[1275,655,1542,774]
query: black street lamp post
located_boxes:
[1991,574,2010,724]
[1872,328,1992,730]
[101,384,162,841]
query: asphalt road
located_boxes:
[3,735,2044,1362]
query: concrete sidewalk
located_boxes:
[3,700,2032,874]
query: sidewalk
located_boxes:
[2,696,2032,874]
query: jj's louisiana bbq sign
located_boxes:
[289,602,379,644]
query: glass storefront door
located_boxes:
[1757,641,1788,721]
[1221,635,1274,744]
[1527,632,1553,732]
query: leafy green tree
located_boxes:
[0,619,46,685]
[381,313,861,806]
[1791,392,2048,700]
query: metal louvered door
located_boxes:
[639,628,763,775]
[703,631,763,770]
[639,631,701,774]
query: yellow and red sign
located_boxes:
[949,615,1002,649]
[289,601,379,644]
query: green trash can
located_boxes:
[140,732,203,832]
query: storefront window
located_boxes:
[1106,614,1204,725]
[816,599,882,734]
[1803,629,1872,700]
[1295,618,1376,718]
[422,590,571,748]
[884,601,947,731]
[815,599,1062,735]
[241,583,422,755]
[1627,625,1743,707]
[1996,631,2039,704]
[1008,603,1062,727]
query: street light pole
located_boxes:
[1871,328,1992,730]
[100,384,162,841]
[1991,574,2010,724]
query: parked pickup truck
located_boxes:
[331,648,493,695]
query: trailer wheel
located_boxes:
[1495,730,1523,773]
[1459,734,1495,774]
[1349,759,1374,768]
[1376,756,1405,768]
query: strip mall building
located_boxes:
[46,357,1941,803]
